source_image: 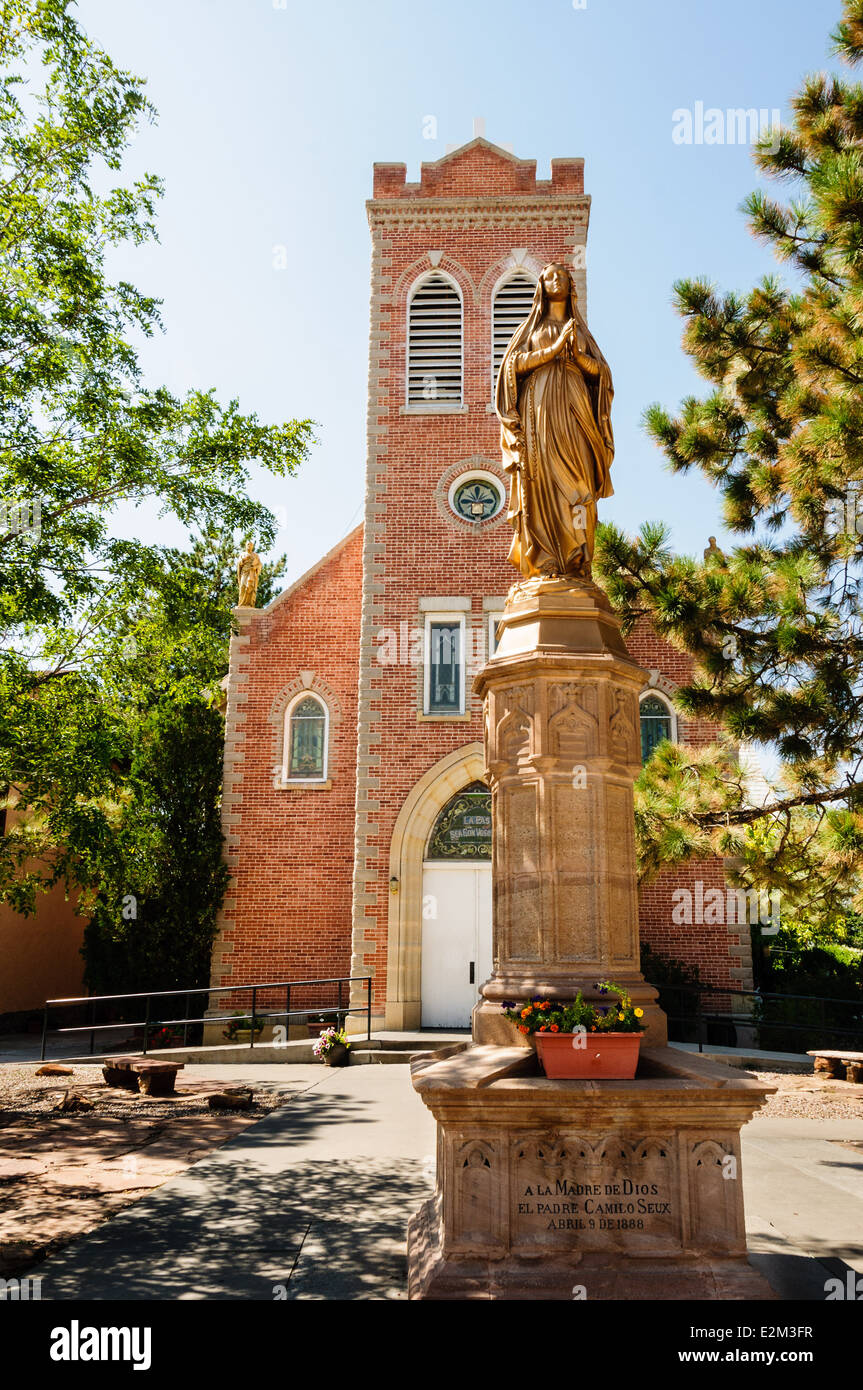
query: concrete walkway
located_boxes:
[21,1063,863,1301]
[29,1064,437,1301]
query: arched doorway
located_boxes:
[421,780,493,1027]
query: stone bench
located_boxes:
[807,1049,863,1083]
[102,1056,184,1096]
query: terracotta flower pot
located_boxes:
[535,1031,641,1079]
[323,1042,351,1067]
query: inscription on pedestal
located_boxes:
[512,1135,680,1251]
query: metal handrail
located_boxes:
[39,974,373,1060]
[652,979,863,1053]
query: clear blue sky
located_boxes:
[75,0,837,587]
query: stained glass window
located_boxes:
[640,694,672,764]
[428,621,462,713]
[427,781,492,860]
[288,696,326,778]
[453,478,502,522]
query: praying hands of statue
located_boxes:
[515,321,600,379]
[515,319,574,374]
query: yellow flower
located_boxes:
[634,1008,643,1017]
[618,1011,625,1021]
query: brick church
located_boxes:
[209,139,754,1032]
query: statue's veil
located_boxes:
[495,264,614,499]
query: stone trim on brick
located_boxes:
[382,743,486,1030]
[394,255,477,309]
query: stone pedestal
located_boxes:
[408,1045,776,1301]
[408,577,775,1300]
[473,578,664,1046]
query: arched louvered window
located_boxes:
[492,271,537,398]
[285,694,328,781]
[407,273,463,405]
[640,694,675,764]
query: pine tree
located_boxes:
[595,0,863,918]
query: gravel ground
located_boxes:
[0,1063,292,1125]
[3,1061,862,1125]
[746,1068,863,1121]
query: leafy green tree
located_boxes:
[0,1,311,930]
[81,698,229,997]
[596,0,863,919]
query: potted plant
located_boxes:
[501,981,645,1079]
[148,1024,185,1049]
[222,1012,266,1044]
[313,1026,352,1067]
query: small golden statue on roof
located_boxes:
[236,540,262,608]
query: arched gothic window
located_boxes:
[491,271,537,397]
[639,694,674,764]
[285,694,328,781]
[407,272,463,405]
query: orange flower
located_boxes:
[550,1023,559,1033]
[541,1000,551,1011]
[519,1024,529,1034]
[521,1008,530,1019]
[539,1025,547,1032]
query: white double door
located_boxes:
[421,862,493,1028]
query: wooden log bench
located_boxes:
[102,1056,184,1096]
[807,1049,863,1084]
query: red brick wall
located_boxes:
[209,529,363,1013]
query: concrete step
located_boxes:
[349,1038,471,1065]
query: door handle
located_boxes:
[469,961,475,984]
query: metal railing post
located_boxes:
[88,999,95,1056]
[183,993,190,1049]
[285,985,290,1040]
[367,976,371,1041]
[250,987,257,1049]
[337,978,343,1030]
[40,1003,49,1062]
[143,995,151,1055]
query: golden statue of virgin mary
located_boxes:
[495,262,614,581]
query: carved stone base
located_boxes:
[408,1197,776,1300]
[473,580,666,1040]
[407,1044,776,1302]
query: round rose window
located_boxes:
[449,474,504,523]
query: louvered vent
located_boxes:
[407,274,462,404]
[492,273,537,396]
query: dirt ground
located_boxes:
[0,1063,297,1277]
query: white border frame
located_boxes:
[404,268,464,411]
[282,690,330,783]
[447,469,506,524]
[487,610,505,660]
[423,612,466,716]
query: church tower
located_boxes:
[350,140,592,1030]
